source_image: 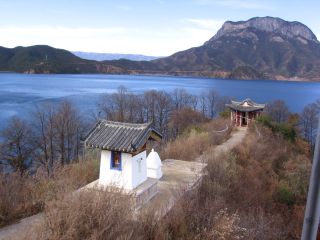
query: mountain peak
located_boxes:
[208,16,318,43]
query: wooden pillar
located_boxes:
[240,111,242,127]
[236,110,238,126]
[246,112,248,126]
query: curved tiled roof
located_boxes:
[226,98,265,112]
[83,120,162,153]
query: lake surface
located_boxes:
[0,73,319,128]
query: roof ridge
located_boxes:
[100,119,152,128]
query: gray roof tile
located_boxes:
[83,120,162,153]
[226,98,265,112]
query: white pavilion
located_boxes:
[83,120,163,190]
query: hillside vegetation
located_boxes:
[0,88,317,239]
[27,122,311,240]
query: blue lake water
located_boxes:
[0,73,320,128]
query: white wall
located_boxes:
[98,150,147,190]
[131,151,147,189]
[99,150,132,189]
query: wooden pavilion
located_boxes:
[226,98,265,127]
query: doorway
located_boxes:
[242,112,247,126]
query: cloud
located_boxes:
[0,26,126,37]
[193,0,272,10]
[0,23,220,56]
[0,25,128,52]
[181,27,216,43]
[185,18,224,30]
[0,25,180,56]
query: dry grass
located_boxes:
[0,157,99,227]
[161,130,210,161]
[36,189,134,240]
[154,123,310,239]
[2,120,311,240]
[161,118,232,161]
[227,124,310,238]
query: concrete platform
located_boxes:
[140,159,207,217]
[82,177,158,209]
[82,159,206,214]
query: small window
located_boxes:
[111,151,121,170]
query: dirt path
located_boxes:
[213,127,247,156]
[0,213,43,240]
[196,127,247,163]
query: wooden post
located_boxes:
[246,112,249,126]
[236,110,238,126]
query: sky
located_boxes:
[0,0,320,56]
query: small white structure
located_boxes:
[147,149,163,179]
[84,120,162,190]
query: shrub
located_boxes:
[272,155,288,176]
[219,109,231,119]
[275,184,296,206]
[161,130,210,161]
[0,158,99,227]
[256,115,273,128]
[274,124,296,142]
[168,107,207,137]
[36,189,133,240]
[257,115,297,142]
[161,118,232,161]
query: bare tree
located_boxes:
[215,95,232,115]
[199,93,207,117]
[171,88,196,111]
[127,93,142,123]
[265,100,290,123]
[169,107,207,137]
[54,101,84,165]
[96,86,232,139]
[0,117,33,175]
[98,85,129,122]
[144,90,158,123]
[154,91,173,135]
[31,104,57,174]
[206,89,219,118]
[113,86,129,122]
[189,95,198,111]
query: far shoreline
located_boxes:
[0,71,319,83]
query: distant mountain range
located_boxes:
[72,51,160,61]
[1,16,320,81]
[0,45,126,74]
